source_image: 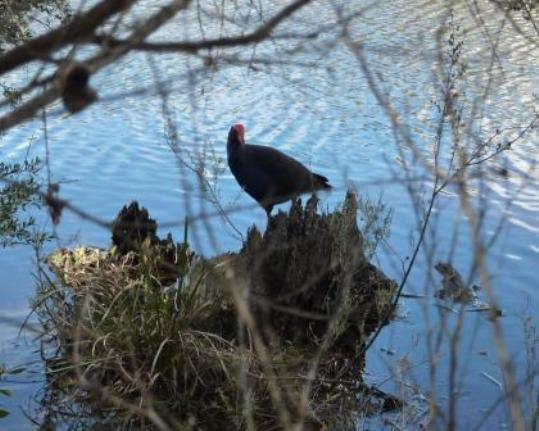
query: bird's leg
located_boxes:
[263,202,273,226]
[260,195,273,220]
[265,204,273,221]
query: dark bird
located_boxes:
[227,124,331,215]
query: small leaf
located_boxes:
[7,367,26,375]
[0,389,11,396]
[0,409,9,418]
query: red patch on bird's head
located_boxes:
[233,123,245,144]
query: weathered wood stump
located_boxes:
[111,201,189,284]
[240,192,397,358]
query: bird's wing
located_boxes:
[244,145,313,195]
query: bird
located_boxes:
[227,124,331,215]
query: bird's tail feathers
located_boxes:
[313,173,332,190]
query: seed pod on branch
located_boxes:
[56,62,97,114]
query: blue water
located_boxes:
[1,1,538,429]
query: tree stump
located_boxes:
[241,191,397,357]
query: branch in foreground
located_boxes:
[0,0,315,133]
[92,0,314,53]
[0,0,138,75]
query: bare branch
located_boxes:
[0,0,192,132]
[0,0,138,75]
[92,0,314,53]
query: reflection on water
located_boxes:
[0,0,538,429]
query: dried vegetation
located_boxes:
[37,192,399,430]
